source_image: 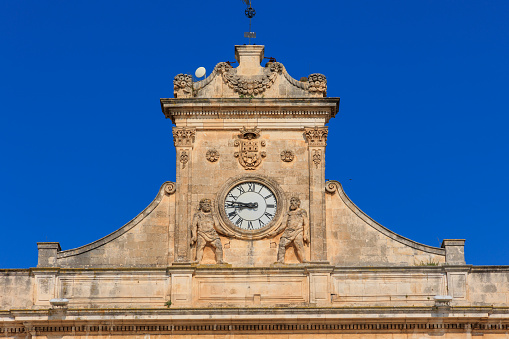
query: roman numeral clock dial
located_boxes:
[224,182,277,230]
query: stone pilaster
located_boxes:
[304,127,328,262]
[172,127,196,263]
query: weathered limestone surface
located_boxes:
[0,270,32,309]
[2,45,508,338]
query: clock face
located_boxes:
[224,181,277,230]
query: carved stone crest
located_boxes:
[206,149,220,162]
[280,150,294,162]
[234,127,266,170]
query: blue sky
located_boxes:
[1,1,508,268]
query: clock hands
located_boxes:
[225,201,258,209]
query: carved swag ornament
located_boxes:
[234,127,266,170]
[216,61,283,96]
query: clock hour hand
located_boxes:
[225,201,258,209]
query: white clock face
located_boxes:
[224,181,277,230]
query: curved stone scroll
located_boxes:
[325,180,446,256]
[56,181,176,260]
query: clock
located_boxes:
[215,175,286,239]
[224,181,277,230]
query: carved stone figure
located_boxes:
[276,197,309,263]
[190,199,224,264]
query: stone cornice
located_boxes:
[160,98,340,124]
[2,307,508,336]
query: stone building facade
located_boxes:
[1,45,508,338]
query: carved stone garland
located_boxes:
[234,127,266,170]
[180,150,189,169]
[312,150,321,169]
[215,62,283,96]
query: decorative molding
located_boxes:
[234,127,266,170]
[280,150,294,162]
[304,127,328,147]
[180,150,189,169]
[5,317,509,335]
[312,149,321,168]
[173,74,193,98]
[206,149,220,162]
[172,127,196,147]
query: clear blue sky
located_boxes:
[1,1,508,268]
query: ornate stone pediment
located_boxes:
[173,45,327,99]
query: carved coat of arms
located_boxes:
[234,127,266,170]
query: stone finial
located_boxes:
[441,239,466,265]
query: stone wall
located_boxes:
[0,270,32,309]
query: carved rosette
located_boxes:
[214,61,284,96]
[280,150,294,162]
[173,74,193,98]
[234,127,266,170]
[304,127,328,147]
[206,149,220,162]
[172,127,196,147]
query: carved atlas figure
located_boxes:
[276,197,309,263]
[190,198,225,264]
